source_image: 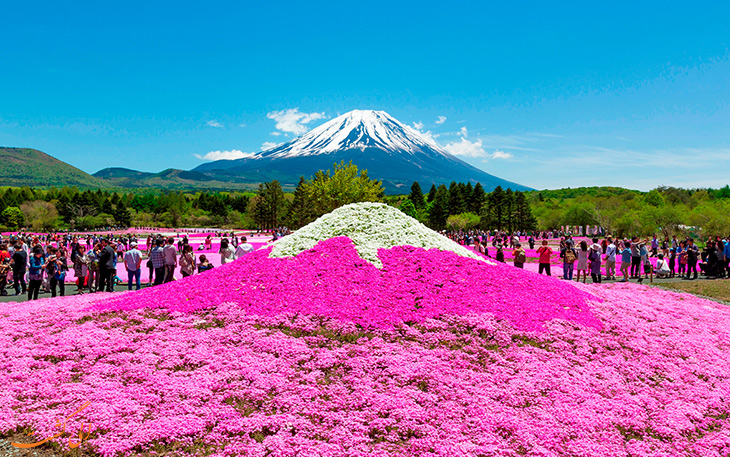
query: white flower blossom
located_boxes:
[269,202,488,268]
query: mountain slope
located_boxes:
[194,110,530,192]
[0,147,106,188]
[93,167,257,191]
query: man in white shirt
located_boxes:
[604,238,616,280]
[234,236,254,259]
[124,242,143,290]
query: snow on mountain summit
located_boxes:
[258,110,450,159]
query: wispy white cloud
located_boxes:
[206,120,223,128]
[406,122,440,147]
[260,141,283,151]
[443,127,485,157]
[194,149,254,161]
[491,149,513,159]
[270,131,282,136]
[435,116,447,125]
[267,108,326,135]
[441,126,514,159]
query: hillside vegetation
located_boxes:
[0,147,105,188]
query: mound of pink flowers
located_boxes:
[96,237,601,333]
[1,239,729,456]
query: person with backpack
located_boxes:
[575,241,590,283]
[589,244,602,283]
[561,243,577,280]
[512,243,526,269]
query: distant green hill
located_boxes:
[93,167,259,191]
[0,147,106,188]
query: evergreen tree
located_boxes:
[286,177,316,229]
[408,181,426,209]
[113,200,132,227]
[513,191,537,231]
[463,182,474,211]
[427,185,450,230]
[483,186,505,230]
[101,198,114,215]
[504,189,515,232]
[447,181,465,215]
[470,182,486,214]
[426,184,437,203]
[253,180,288,229]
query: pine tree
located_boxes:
[513,191,537,231]
[426,184,437,203]
[286,177,316,229]
[408,181,426,209]
[447,181,464,216]
[113,200,132,227]
[471,182,486,214]
[253,180,288,229]
[427,185,450,230]
[101,198,114,215]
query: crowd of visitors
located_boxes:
[442,229,730,284]
[0,231,258,301]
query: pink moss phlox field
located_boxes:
[1,281,730,456]
[94,236,602,332]
[2,237,729,456]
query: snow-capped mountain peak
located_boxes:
[258,109,449,159]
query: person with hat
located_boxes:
[124,241,143,291]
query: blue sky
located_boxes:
[1,1,729,190]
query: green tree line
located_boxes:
[528,185,730,238]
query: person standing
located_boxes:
[163,237,178,283]
[619,241,632,282]
[560,243,577,280]
[536,240,552,276]
[73,245,89,294]
[151,239,166,286]
[685,239,699,280]
[27,247,45,300]
[512,243,526,269]
[604,238,616,280]
[589,244,602,283]
[124,242,143,291]
[98,239,116,292]
[179,244,196,278]
[10,243,28,296]
[219,239,235,265]
[630,237,646,278]
[47,247,68,297]
[0,244,10,296]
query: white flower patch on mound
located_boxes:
[269,202,488,267]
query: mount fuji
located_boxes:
[193,110,530,192]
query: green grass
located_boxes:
[655,279,730,303]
